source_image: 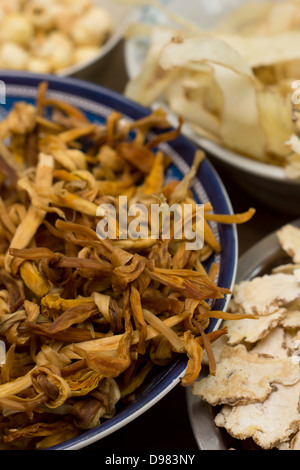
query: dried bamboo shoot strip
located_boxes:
[0,368,35,398]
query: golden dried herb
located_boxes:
[0,82,254,449]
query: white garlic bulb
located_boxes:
[24,0,64,31]
[0,13,33,45]
[0,42,29,69]
[73,46,99,64]
[27,57,52,74]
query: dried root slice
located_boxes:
[224,308,287,345]
[192,344,300,406]
[232,273,300,316]
[215,382,300,450]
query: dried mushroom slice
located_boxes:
[214,382,300,450]
[192,344,300,406]
[202,333,229,366]
[272,263,299,274]
[232,273,300,315]
[280,300,300,329]
[277,431,300,450]
[285,330,300,355]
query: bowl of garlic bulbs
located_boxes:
[0,0,132,78]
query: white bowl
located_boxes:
[124,0,300,215]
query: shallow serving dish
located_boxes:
[0,71,238,450]
[125,0,300,215]
[186,218,300,450]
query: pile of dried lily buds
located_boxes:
[0,82,254,449]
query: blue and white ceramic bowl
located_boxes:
[125,0,300,215]
[0,71,238,450]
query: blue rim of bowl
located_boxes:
[0,71,238,450]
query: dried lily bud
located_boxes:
[181,331,204,387]
[64,368,104,397]
[35,344,71,369]
[20,261,50,297]
[71,397,106,430]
